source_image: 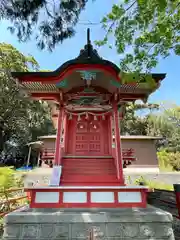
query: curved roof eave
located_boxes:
[11,64,166,84]
[11,59,120,79]
[11,40,166,83]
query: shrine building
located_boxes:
[34,134,161,173]
[12,29,166,209]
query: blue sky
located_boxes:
[0,0,179,105]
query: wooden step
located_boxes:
[63,155,113,159]
[62,170,116,175]
[61,157,119,186]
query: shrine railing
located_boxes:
[42,148,55,158]
[42,148,136,160]
[0,187,28,238]
[0,187,27,218]
[122,148,136,160]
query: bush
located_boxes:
[0,167,23,191]
[128,175,174,191]
[168,152,180,171]
[157,150,180,171]
[0,167,24,214]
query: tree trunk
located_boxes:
[0,130,5,155]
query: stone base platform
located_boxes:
[3,205,175,239]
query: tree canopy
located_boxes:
[121,103,180,149]
[148,105,180,152]
[0,43,55,156]
[0,0,88,50]
[121,102,180,170]
[96,0,180,71]
[1,0,179,70]
[120,102,159,135]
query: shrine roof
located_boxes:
[11,29,166,102]
[11,29,165,84]
[12,49,120,80]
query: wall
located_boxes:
[42,139,55,150]
[41,137,159,170]
[121,139,159,168]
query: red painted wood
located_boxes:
[174,185,180,218]
[31,93,60,101]
[19,64,121,83]
[60,158,122,186]
[25,188,147,209]
[41,148,136,161]
[54,107,64,165]
[66,116,110,156]
[113,103,124,185]
[63,113,68,152]
[30,92,149,102]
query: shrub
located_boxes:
[157,150,173,171]
[128,175,174,191]
[157,150,180,171]
[0,167,24,214]
[168,152,180,171]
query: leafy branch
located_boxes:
[96,0,180,71]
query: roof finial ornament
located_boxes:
[87,28,91,45]
[87,28,91,57]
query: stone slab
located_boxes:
[2,205,175,240]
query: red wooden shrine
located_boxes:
[12,29,166,208]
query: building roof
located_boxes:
[11,28,165,83]
[38,135,162,140]
[11,29,165,93]
[121,136,162,140]
[38,135,57,139]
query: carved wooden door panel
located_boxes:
[75,120,102,155]
[66,117,110,155]
[75,122,89,154]
[88,121,101,154]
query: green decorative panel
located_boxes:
[71,96,97,105]
[110,79,121,88]
[56,79,68,88]
[83,87,96,93]
[77,70,99,80]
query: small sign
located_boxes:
[50,166,62,186]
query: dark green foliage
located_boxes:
[120,102,159,135]
[96,0,180,71]
[148,106,180,152]
[0,0,89,50]
[121,103,180,170]
[0,43,55,155]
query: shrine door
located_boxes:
[67,117,110,156]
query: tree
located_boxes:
[0,0,88,50]
[120,102,159,135]
[148,105,180,152]
[96,0,180,71]
[157,151,180,171]
[0,43,55,155]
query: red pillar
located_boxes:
[113,103,125,185]
[54,106,64,166]
[174,184,180,218]
[63,113,67,152]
